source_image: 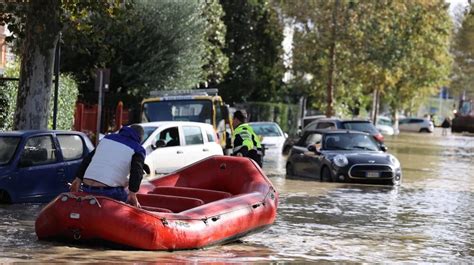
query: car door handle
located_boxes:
[57,168,65,173]
[177,150,183,154]
[203,148,209,152]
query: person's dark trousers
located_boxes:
[81,185,128,202]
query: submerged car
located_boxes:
[0,130,94,203]
[398,118,434,133]
[286,130,402,186]
[139,121,223,176]
[376,116,395,136]
[304,118,385,143]
[248,122,287,155]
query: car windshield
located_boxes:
[0,136,21,165]
[250,123,282,137]
[142,126,159,143]
[323,134,379,151]
[142,100,213,124]
[342,122,378,134]
[377,118,392,126]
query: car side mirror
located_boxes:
[152,139,166,149]
[284,132,288,138]
[307,144,321,154]
[380,144,388,152]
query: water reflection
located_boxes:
[0,131,473,263]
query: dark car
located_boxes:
[282,117,383,155]
[304,118,384,143]
[286,130,402,186]
[0,130,94,203]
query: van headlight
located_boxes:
[333,155,348,167]
[388,155,400,168]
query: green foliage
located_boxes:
[48,74,79,130]
[237,101,299,135]
[61,0,207,97]
[0,61,79,131]
[451,3,474,98]
[280,0,453,118]
[220,0,285,103]
[201,0,229,87]
[0,62,20,131]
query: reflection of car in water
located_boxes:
[0,130,94,203]
[248,122,287,155]
[140,121,223,176]
[452,99,474,133]
[141,89,233,151]
[286,130,402,186]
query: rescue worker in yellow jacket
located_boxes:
[232,110,263,167]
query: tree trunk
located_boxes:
[326,0,339,118]
[13,1,61,130]
[372,88,380,125]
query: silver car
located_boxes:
[398,118,434,133]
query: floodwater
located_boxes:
[1,129,473,263]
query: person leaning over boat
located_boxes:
[232,110,263,167]
[70,125,146,207]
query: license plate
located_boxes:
[366,171,380,178]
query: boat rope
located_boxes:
[160,187,277,223]
[60,193,102,208]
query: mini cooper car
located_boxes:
[286,130,402,185]
[0,130,94,203]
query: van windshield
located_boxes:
[0,136,21,165]
[142,100,213,124]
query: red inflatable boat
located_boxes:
[35,156,278,250]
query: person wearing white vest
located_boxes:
[70,125,146,207]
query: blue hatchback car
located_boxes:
[0,130,94,203]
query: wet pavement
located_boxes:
[1,129,473,263]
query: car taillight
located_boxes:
[374,133,384,142]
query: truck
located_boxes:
[140,89,233,151]
[451,98,474,133]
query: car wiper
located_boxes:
[327,146,351,150]
[351,145,376,151]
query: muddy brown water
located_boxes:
[1,129,473,263]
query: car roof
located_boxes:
[303,129,370,135]
[138,121,214,128]
[0,130,83,137]
[248,121,280,126]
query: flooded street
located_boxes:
[1,130,473,263]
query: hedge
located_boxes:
[0,62,79,130]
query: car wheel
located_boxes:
[321,166,333,182]
[419,128,430,133]
[286,163,294,177]
[0,190,11,204]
